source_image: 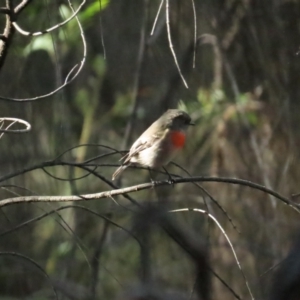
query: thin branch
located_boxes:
[0,204,138,242]
[209,269,242,300]
[150,0,164,35]
[0,157,140,207]
[0,0,33,69]
[90,215,110,299]
[122,0,149,148]
[0,117,31,134]
[98,0,106,59]
[42,165,96,182]
[77,164,140,207]
[0,0,15,70]
[0,184,37,197]
[0,118,17,137]
[12,0,86,36]
[0,0,87,102]
[0,176,298,212]
[14,0,33,14]
[170,208,253,299]
[51,209,92,272]
[53,143,122,161]
[172,162,240,233]
[0,205,128,289]
[0,152,297,212]
[165,0,188,88]
[0,252,58,299]
[191,0,197,68]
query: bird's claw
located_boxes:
[150,178,156,188]
[167,177,175,187]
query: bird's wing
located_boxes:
[121,132,163,164]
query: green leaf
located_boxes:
[80,0,110,21]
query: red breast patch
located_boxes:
[171,131,186,148]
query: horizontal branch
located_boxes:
[0,176,298,212]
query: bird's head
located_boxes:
[162,109,194,131]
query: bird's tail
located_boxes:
[112,165,128,180]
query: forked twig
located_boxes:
[12,0,86,36]
[0,0,87,102]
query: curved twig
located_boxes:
[42,165,97,182]
[165,0,188,88]
[12,0,86,36]
[0,117,31,134]
[53,143,123,161]
[171,162,240,233]
[170,208,253,299]
[0,0,87,102]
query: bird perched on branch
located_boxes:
[112,109,194,181]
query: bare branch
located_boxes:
[98,0,106,59]
[0,1,15,70]
[191,0,197,68]
[172,162,240,233]
[0,0,87,101]
[14,0,33,14]
[12,0,86,36]
[122,0,148,147]
[150,0,164,36]
[0,117,31,134]
[41,165,96,182]
[0,204,139,244]
[90,216,110,299]
[0,176,298,212]
[0,0,34,69]
[165,0,188,88]
[170,208,254,299]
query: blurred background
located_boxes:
[1,0,300,299]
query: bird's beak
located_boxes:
[189,122,195,126]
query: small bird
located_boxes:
[112,109,194,180]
